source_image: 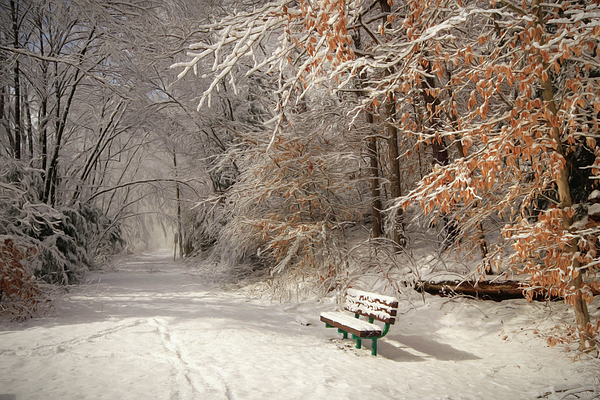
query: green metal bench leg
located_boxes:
[324,319,390,356]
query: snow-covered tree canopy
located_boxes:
[174,0,600,349]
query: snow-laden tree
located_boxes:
[0,0,219,315]
[1,0,124,289]
[344,0,600,349]
[175,0,600,349]
[171,0,394,296]
[385,0,600,351]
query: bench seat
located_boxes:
[320,311,383,338]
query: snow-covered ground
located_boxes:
[1,250,599,400]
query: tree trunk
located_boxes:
[24,86,33,161]
[39,95,48,172]
[420,63,448,166]
[366,111,383,238]
[532,0,591,350]
[417,280,600,302]
[385,94,405,248]
[379,0,404,248]
[11,0,21,160]
[0,86,7,150]
[37,19,49,174]
[355,29,383,239]
[173,151,184,259]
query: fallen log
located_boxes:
[416,280,566,302]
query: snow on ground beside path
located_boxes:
[1,250,599,400]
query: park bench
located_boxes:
[320,288,399,356]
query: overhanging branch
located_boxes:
[87,179,200,202]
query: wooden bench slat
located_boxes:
[320,312,383,338]
[345,305,396,324]
[346,288,399,307]
[346,300,398,314]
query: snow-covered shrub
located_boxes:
[204,93,371,294]
[33,204,94,284]
[0,159,124,287]
[182,201,227,255]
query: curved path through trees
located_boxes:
[1,251,598,399]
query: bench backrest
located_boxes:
[344,288,399,324]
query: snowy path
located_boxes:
[1,251,598,400]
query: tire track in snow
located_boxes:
[0,319,145,357]
[148,317,235,400]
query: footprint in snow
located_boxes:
[294,315,312,326]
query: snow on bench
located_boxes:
[345,288,398,324]
[320,312,383,337]
[320,289,399,356]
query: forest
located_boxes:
[1,0,599,354]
